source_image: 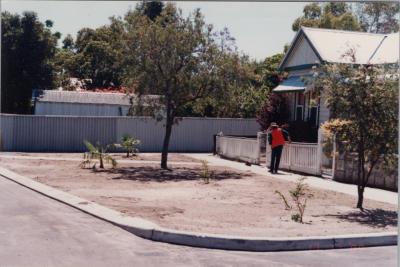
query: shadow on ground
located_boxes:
[324,209,397,228]
[97,166,250,182]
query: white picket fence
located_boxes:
[265,142,322,175]
[216,135,260,164]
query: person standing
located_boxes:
[267,122,290,174]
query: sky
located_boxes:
[2,1,307,61]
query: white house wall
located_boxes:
[285,35,321,68]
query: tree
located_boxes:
[62,34,75,49]
[257,93,290,130]
[184,53,266,118]
[356,2,400,33]
[1,11,59,114]
[72,18,126,88]
[314,52,398,209]
[256,53,290,130]
[123,3,239,169]
[292,2,361,32]
[136,0,165,21]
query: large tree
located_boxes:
[184,53,265,118]
[123,3,242,168]
[314,52,398,209]
[356,2,400,33]
[292,2,361,32]
[1,11,59,114]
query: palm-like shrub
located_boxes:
[80,140,117,169]
[121,135,140,157]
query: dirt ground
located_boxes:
[1,152,201,163]
[0,154,397,237]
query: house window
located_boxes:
[295,92,304,121]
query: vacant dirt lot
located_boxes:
[0,154,396,237]
[1,152,201,163]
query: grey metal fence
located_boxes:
[0,114,260,152]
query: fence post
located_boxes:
[256,132,263,165]
[316,128,323,175]
[288,143,292,171]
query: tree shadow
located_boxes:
[97,166,250,183]
[324,208,397,228]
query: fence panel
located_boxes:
[216,136,260,164]
[266,142,321,175]
[0,114,259,152]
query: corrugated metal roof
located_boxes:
[369,32,399,64]
[280,27,399,68]
[273,76,306,93]
[34,90,159,106]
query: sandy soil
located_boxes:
[0,152,201,163]
[0,155,396,237]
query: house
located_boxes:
[33,90,161,117]
[273,27,399,127]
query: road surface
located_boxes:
[0,176,396,267]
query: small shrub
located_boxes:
[275,177,313,223]
[121,135,140,157]
[200,160,213,184]
[80,140,117,169]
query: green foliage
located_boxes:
[200,160,213,184]
[356,2,399,33]
[315,52,398,209]
[123,3,243,168]
[184,54,267,118]
[136,0,165,21]
[121,135,140,157]
[256,53,291,130]
[80,140,117,169]
[257,93,290,131]
[1,11,59,114]
[275,177,313,223]
[292,3,361,32]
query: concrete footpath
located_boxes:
[184,154,398,206]
[0,160,397,252]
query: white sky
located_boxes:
[2,1,308,61]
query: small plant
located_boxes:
[275,177,313,223]
[121,135,140,158]
[200,160,213,184]
[80,140,117,169]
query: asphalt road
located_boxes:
[0,176,396,267]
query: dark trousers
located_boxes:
[270,145,283,173]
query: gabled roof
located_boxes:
[34,90,159,106]
[279,27,399,70]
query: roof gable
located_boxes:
[280,27,399,70]
[284,33,321,69]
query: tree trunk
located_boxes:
[161,102,174,169]
[161,120,173,169]
[357,186,364,210]
[99,155,104,169]
[127,151,130,158]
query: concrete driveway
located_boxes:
[0,177,396,267]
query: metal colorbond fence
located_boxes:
[0,114,260,152]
